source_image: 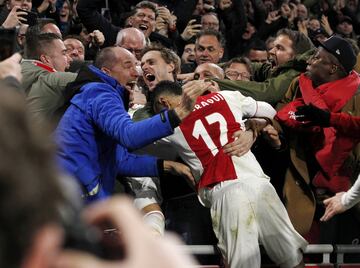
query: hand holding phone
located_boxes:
[18,9,38,26]
[1,6,28,28]
[180,18,202,41]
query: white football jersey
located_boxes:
[165,91,272,189]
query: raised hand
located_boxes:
[265,10,281,24]
[219,0,233,10]
[321,15,334,36]
[90,30,105,47]
[181,19,202,41]
[175,80,213,119]
[2,6,27,28]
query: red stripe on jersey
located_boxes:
[179,93,241,189]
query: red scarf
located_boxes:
[32,60,57,73]
[276,72,360,193]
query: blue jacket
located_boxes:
[56,65,175,202]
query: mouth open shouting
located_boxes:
[144,73,156,82]
[138,24,149,32]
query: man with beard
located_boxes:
[214,29,314,106]
[275,35,360,238]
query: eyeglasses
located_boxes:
[225,71,251,80]
[119,46,143,55]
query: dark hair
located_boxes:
[276,28,314,55]
[223,57,253,75]
[64,34,86,47]
[141,44,181,79]
[265,36,275,50]
[196,29,225,48]
[25,32,62,60]
[246,39,267,53]
[0,88,64,268]
[94,47,117,69]
[134,1,158,17]
[152,80,182,113]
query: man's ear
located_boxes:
[101,67,111,76]
[219,47,224,59]
[39,54,50,65]
[159,96,171,109]
[330,64,338,74]
[167,62,175,74]
[127,16,134,26]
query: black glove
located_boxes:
[295,103,331,127]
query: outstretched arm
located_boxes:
[321,175,360,221]
[295,103,360,139]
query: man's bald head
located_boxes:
[95,46,133,69]
[194,62,224,80]
[95,46,139,87]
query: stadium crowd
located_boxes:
[0,0,360,267]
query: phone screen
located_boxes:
[0,28,17,61]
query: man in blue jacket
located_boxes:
[56,46,209,202]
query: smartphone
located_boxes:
[18,9,38,26]
[191,15,202,25]
[0,28,17,61]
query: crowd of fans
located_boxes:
[0,0,360,267]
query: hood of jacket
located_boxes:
[62,64,103,101]
[69,65,130,110]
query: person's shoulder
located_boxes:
[132,103,154,121]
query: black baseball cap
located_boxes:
[319,35,357,73]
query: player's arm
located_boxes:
[223,97,277,156]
